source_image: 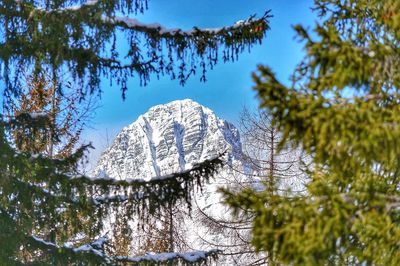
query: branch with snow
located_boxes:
[7,140,224,219]
[102,13,267,37]
[29,1,270,39]
[30,235,220,265]
[116,250,221,265]
[7,2,271,93]
[92,157,222,183]
[29,235,110,264]
[27,0,100,15]
[87,156,225,214]
[28,152,223,214]
[62,0,99,11]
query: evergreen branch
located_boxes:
[87,156,225,213]
[29,0,100,14]
[25,0,147,15]
[30,234,220,265]
[0,4,271,95]
[103,12,271,38]
[332,193,400,212]
[115,249,221,265]
[28,235,109,264]
[81,155,224,186]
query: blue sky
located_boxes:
[83,0,317,165]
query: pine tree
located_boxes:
[0,0,270,264]
[223,0,400,265]
[4,71,99,260]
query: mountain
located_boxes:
[94,99,244,181]
[93,99,257,265]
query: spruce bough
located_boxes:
[223,1,400,265]
[0,0,270,264]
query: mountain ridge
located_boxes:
[94,99,245,181]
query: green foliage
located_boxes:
[0,0,270,99]
[0,113,224,264]
[223,0,400,265]
[0,1,271,264]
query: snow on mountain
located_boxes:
[93,99,256,265]
[94,99,244,181]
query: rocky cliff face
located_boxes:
[94,99,244,181]
[93,99,259,265]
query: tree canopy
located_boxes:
[0,113,224,264]
[223,0,400,265]
[1,0,270,100]
[0,1,271,264]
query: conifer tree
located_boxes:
[7,71,95,159]
[223,0,400,265]
[0,114,224,264]
[4,71,100,259]
[0,0,270,264]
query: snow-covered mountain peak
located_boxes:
[94,99,244,181]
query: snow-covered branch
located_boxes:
[58,0,99,11]
[87,156,224,211]
[6,2,271,93]
[30,235,109,263]
[28,0,269,40]
[115,249,221,265]
[103,13,270,37]
[31,235,219,265]
[88,155,224,185]
[27,0,100,15]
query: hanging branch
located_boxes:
[0,1,271,97]
[0,113,225,263]
[28,234,220,265]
